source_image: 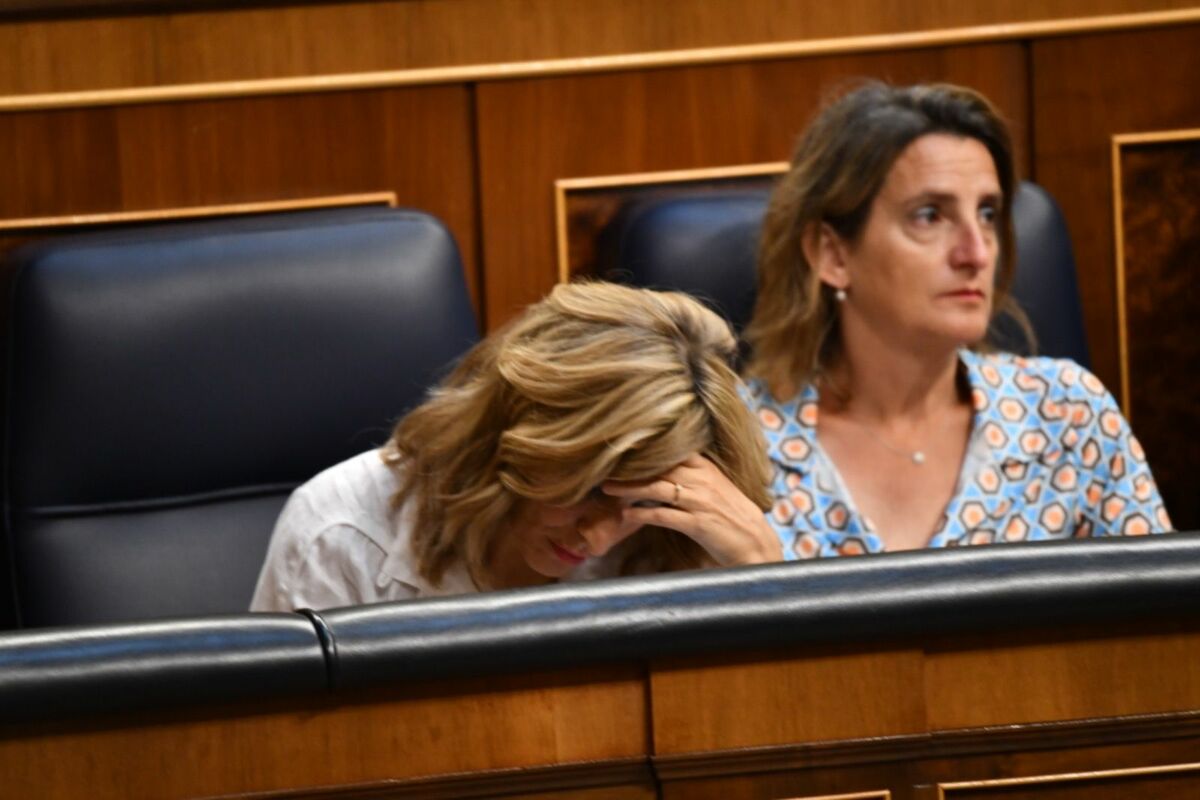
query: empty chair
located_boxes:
[2,206,478,628]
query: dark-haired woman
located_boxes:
[743,82,1171,557]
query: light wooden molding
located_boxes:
[2,9,1199,112]
[653,710,1200,781]
[226,757,654,799]
[1112,136,1132,418]
[1113,128,1200,147]
[774,792,889,800]
[0,191,397,232]
[936,760,1200,798]
[555,162,790,194]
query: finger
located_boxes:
[601,478,681,507]
[621,504,698,537]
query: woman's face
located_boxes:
[826,133,1002,350]
[508,491,642,580]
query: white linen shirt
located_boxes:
[250,449,620,612]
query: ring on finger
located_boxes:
[672,482,683,506]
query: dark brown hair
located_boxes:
[745,81,1020,396]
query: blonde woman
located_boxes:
[251,282,780,611]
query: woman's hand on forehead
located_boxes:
[603,454,783,567]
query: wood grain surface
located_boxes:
[3,624,1199,798]
[0,84,483,313]
[0,0,1196,96]
[476,42,1028,328]
[651,645,926,754]
[0,665,647,799]
[1031,23,1200,393]
[1114,135,1200,531]
[924,626,1200,731]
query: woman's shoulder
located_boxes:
[739,375,816,415]
[283,448,403,550]
[965,351,1116,407]
[303,447,400,489]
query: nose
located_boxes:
[576,504,625,557]
[951,220,994,272]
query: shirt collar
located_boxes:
[377,502,480,597]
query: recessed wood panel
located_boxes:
[507,785,656,800]
[0,666,647,800]
[1031,24,1200,392]
[0,84,482,313]
[657,724,1200,796]
[1112,132,1200,531]
[662,773,902,800]
[938,761,1200,799]
[925,627,1200,731]
[477,43,1028,329]
[650,646,926,755]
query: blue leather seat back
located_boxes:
[1002,182,1090,366]
[597,191,766,334]
[600,181,1089,367]
[4,206,478,628]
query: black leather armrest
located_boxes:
[4,535,1196,724]
[0,613,327,723]
[317,534,1200,690]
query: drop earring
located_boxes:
[835,288,847,302]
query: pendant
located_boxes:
[911,451,926,465]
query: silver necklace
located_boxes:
[850,421,927,465]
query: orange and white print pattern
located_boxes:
[744,352,1173,559]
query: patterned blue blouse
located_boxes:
[743,351,1173,558]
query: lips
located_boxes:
[550,541,587,565]
[941,289,986,299]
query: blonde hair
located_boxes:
[745,81,1023,397]
[386,281,771,587]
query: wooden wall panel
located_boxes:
[0,0,1196,96]
[924,627,1200,731]
[937,761,1200,799]
[0,666,647,800]
[1114,134,1200,530]
[0,106,123,215]
[650,625,1200,760]
[0,84,482,311]
[4,625,1200,798]
[476,43,1029,328]
[511,787,656,800]
[661,770,908,800]
[651,646,926,754]
[1031,24,1200,393]
[661,739,1200,800]
[652,623,1200,799]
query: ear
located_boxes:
[802,222,850,292]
